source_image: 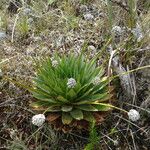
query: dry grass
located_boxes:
[0,0,150,149]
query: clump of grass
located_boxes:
[84,122,100,150]
[17,16,29,38]
[0,12,9,31]
[60,1,79,30]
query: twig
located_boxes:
[140,96,150,110]
[130,129,137,150]
[11,13,19,43]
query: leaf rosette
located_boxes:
[31,54,113,130]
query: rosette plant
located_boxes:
[31,54,113,131]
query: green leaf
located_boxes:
[67,89,76,100]
[57,96,69,103]
[83,112,95,122]
[76,104,98,111]
[32,92,57,103]
[48,0,57,5]
[88,93,108,101]
[89,80,109,95]
[31,101,54,108]
[62,112,73,124]
[74,82,81,92]
[70,109,83,120]
[46,106,61,112]
[61,105,73,112]
[76,92,109,104]
[92,104,111,111]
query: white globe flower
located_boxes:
[22,8,32,15]
[52,60,58,67]
[32,114,45,127]
[112,26,122,36]
[113,140,119,146]
[128,109,140,122]
[88,45,96,52]
[27,18,34,25]
[92,77,100,85]
[84,13,94,21]
[67,78,77,88]
[131,24,143,42]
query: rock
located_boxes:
[0,32,7,40]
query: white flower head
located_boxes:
[128,109,140,122]
[52,60,58,67]
[112,26,122,36]
[113,140,119,146]
[88,45,96,52]
[22,8,32,15]
[131,24,143,42]
[92,76,100,85]
[67,78,76,88]
[32,114,45,127]
[27,18,34,25]
[84,13,94,21]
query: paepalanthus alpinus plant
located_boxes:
[31,53,114,132]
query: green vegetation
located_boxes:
[31,54,112,125]
[0,0,149,149]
